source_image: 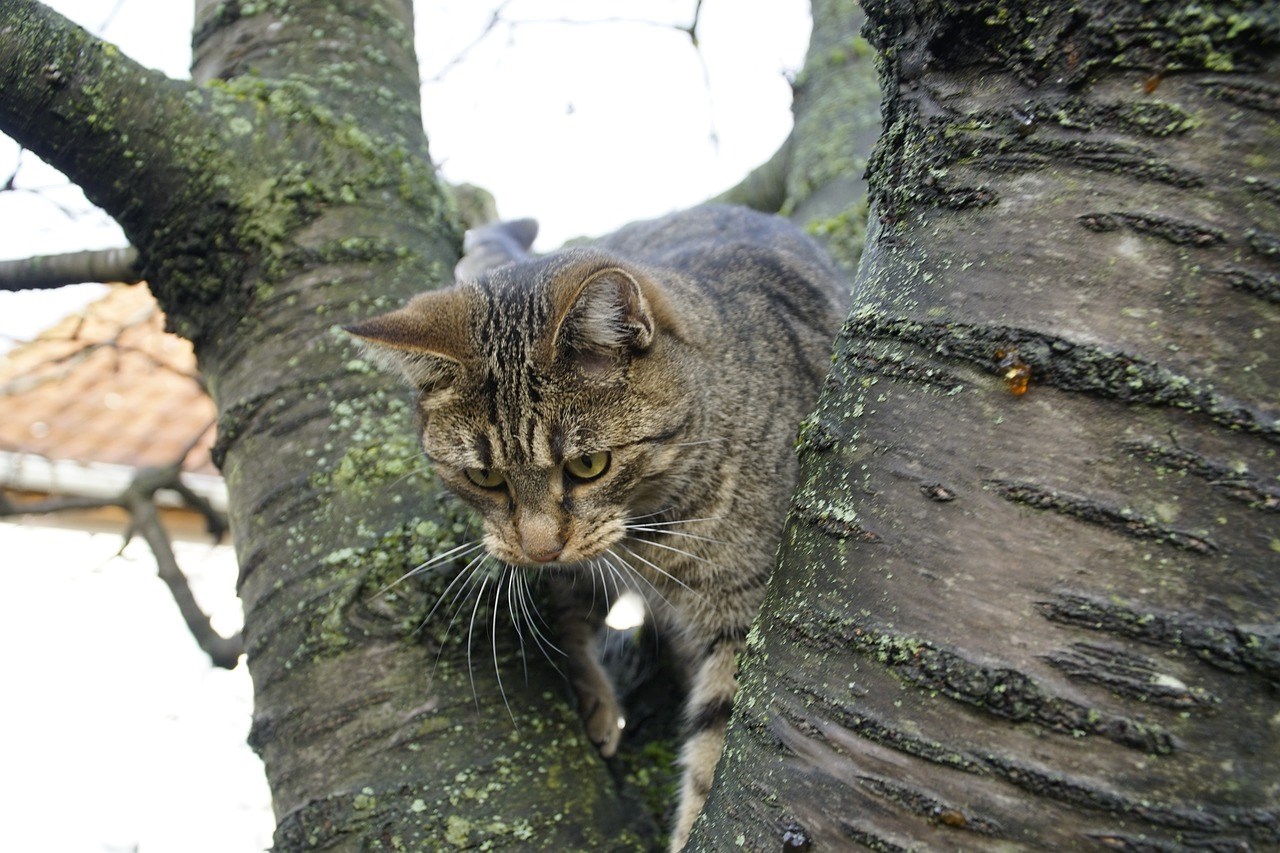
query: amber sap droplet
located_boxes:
[995,348,1031,396]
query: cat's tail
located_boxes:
[454,218,538,281]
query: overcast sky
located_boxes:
[0,3,812,849]
[0,0,810,348]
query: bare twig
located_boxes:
[1,147,21,191]
[426,0,518,83]
[124,465,242,669]
[0,453,242,669]
[166,421,225,540]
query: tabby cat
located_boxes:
[346,205,846,849]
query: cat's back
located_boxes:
[594,204,846,335]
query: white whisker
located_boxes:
[627,524,728,546]
[373,539,486,599]
[665,437,728,448]
[602,549,670,614]
[465,570,494,710]
[491,568,516,724]
[624,514,724,528]
[615,542,704,600]
[629,535,719,567]
[505,569,531,684]
[427,553,494,683]
[515,570,565,663]
[423,551,487,631]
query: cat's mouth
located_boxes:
[487,531,622,570]
[483,518,629,570]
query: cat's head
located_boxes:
[346,250,692,568]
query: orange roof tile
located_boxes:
[0,283,217,476]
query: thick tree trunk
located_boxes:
[699,1,1279,849]
[1,1,651,848]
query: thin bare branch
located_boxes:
[0,247,141,291]
[0,491,119,516]
[0,454,240,669]
[125,468,242,669]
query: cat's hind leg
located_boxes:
[670,628,742,851]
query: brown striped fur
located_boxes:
[347,205,846,849]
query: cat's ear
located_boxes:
[344,289,470,396]
[552,265,678,371]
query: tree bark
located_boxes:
[1,1,652,848]
[699,1,1280,849]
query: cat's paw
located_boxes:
[581,691,624,758]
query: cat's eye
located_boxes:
[464,467,505,489]
[565,451,610,481]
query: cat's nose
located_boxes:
[518,512,566,563]
[525,544,564,563]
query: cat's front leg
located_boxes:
[548,575,624,757]
[670,629,741,851]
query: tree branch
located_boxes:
[0,247,141,291]
[0,456,241,669]
[124,466,242,670]
[713,135,794,213]
[0,1,204,240]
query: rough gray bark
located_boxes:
[698,1,1280,850]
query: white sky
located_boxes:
[0,2,810,850]
[0,0,809,345]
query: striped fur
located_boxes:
[347,205,846,849]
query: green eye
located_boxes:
[565,451,610,481]
[464,467,505,489]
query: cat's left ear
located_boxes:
[551,265,681,370]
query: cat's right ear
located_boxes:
[344,289,470,398]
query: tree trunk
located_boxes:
[698,1,1280,849]
[1,0,651,848]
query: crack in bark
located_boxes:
[955,133,1204,188]
[1077,210,1228,246]
[1040,642,1220,709]
[1120,438,1280,511]
[842,342,968,393]
[845,312,1280,442]
[1211,266,1280,303]
[211,372,361,466]
[1245,227,1280,259]
[857,775,1004,835]
[1036,592,1280,685]
[982,754,1279,842]
[776,678,1278,846]
[989,478,1218,554]
[777,682,991,775]
[791,498,882,542]
[838,820,909,852]
[789,613,1179,754]
[1201,77,1280,113]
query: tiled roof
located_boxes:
[0,283,217,476]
